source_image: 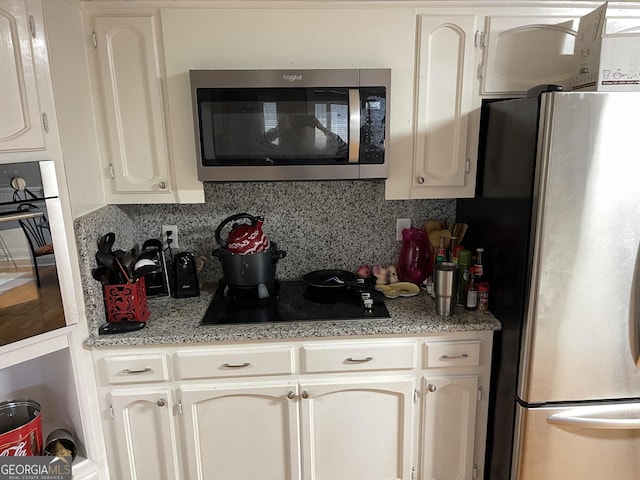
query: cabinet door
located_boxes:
[412,15,479,199]
[0,0,45,152]
[421,376,478,480]
[299,378,414,480]
[93,15,171,196]
[179,384,301,480]
[481,16,579,95]
[107,389,181,480]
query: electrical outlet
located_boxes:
[396,218,411,241]
[162,225,179,250]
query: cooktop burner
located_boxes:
[201,280,390,325]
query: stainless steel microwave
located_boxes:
[189,68,390,182]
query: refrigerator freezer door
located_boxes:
[519,92,640,404]
[513,402,640,480]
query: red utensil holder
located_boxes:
[103,277,150,323]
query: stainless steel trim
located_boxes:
[547,404,640,430]
[0,210,44,224]
[348,89,360,163]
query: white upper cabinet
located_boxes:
[479,15,580,95]
[91,14,175,202]
[0,0,45,153]
[407,14,480,199]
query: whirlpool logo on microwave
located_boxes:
[282,74,303,82]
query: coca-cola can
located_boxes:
[0,400,43,456]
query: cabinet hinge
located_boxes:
[108,403,114,420]
[411,466,416,480]
[466,158,471,174]
[178,399,183,415]
[28,15,36,38]
[92,31,97,48]
[473,464,478,479]
[477,386,483,402]
[108,163,115,179]
[41,112,49,133]
[474,30,486,48]
[477,63,486,80]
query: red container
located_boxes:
[0,400,43,456]
[103,277,150,323]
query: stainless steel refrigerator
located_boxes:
[457,89,640,480]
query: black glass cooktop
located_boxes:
[201,280,390,325]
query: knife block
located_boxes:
[103,277,150,323]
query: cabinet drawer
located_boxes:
[101,354,170,384]
[302,341,416,373]
[175,346,294,379]
[423,340,481,368]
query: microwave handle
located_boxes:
[0,210,44,224]
[348,89,360,163]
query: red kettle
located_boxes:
[215,213,271,254]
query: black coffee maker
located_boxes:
[172,251,200,298]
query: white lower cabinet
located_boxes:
[179,383,300,480]
[94,333,493,480]
[107,388,182,480]
[421,376,479,480]
[299,378,414,480]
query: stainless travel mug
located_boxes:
[434,262,458,316]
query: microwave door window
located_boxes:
[198,88,350,166]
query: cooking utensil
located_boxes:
[98,232,115,254]
[91,266,111,285]
[303,269,357,288]
[212,243,286,287]
[215,213,270,253]
[96,251,130,283]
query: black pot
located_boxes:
[212,243,286,286]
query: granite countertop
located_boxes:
[86,284,501,348]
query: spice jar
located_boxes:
[478,282,490,311]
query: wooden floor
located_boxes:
[0,265,65,346]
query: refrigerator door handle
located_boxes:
[632,240,640,368]
[547,403,640,430]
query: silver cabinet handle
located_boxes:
[301,391,310,399]
[156,398,166,407]
[427,384,437,393]
[287,391,296,400]
[440,354,469,360]
[122,367,153,375]
[222,362,251,368]
[417,176,425,185]
[159,181,166,189]
[345,356,373,363]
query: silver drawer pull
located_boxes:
[122,367,153,375]
[222,362,251,368]
[440,354,469,360]
[345,356,373,363]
